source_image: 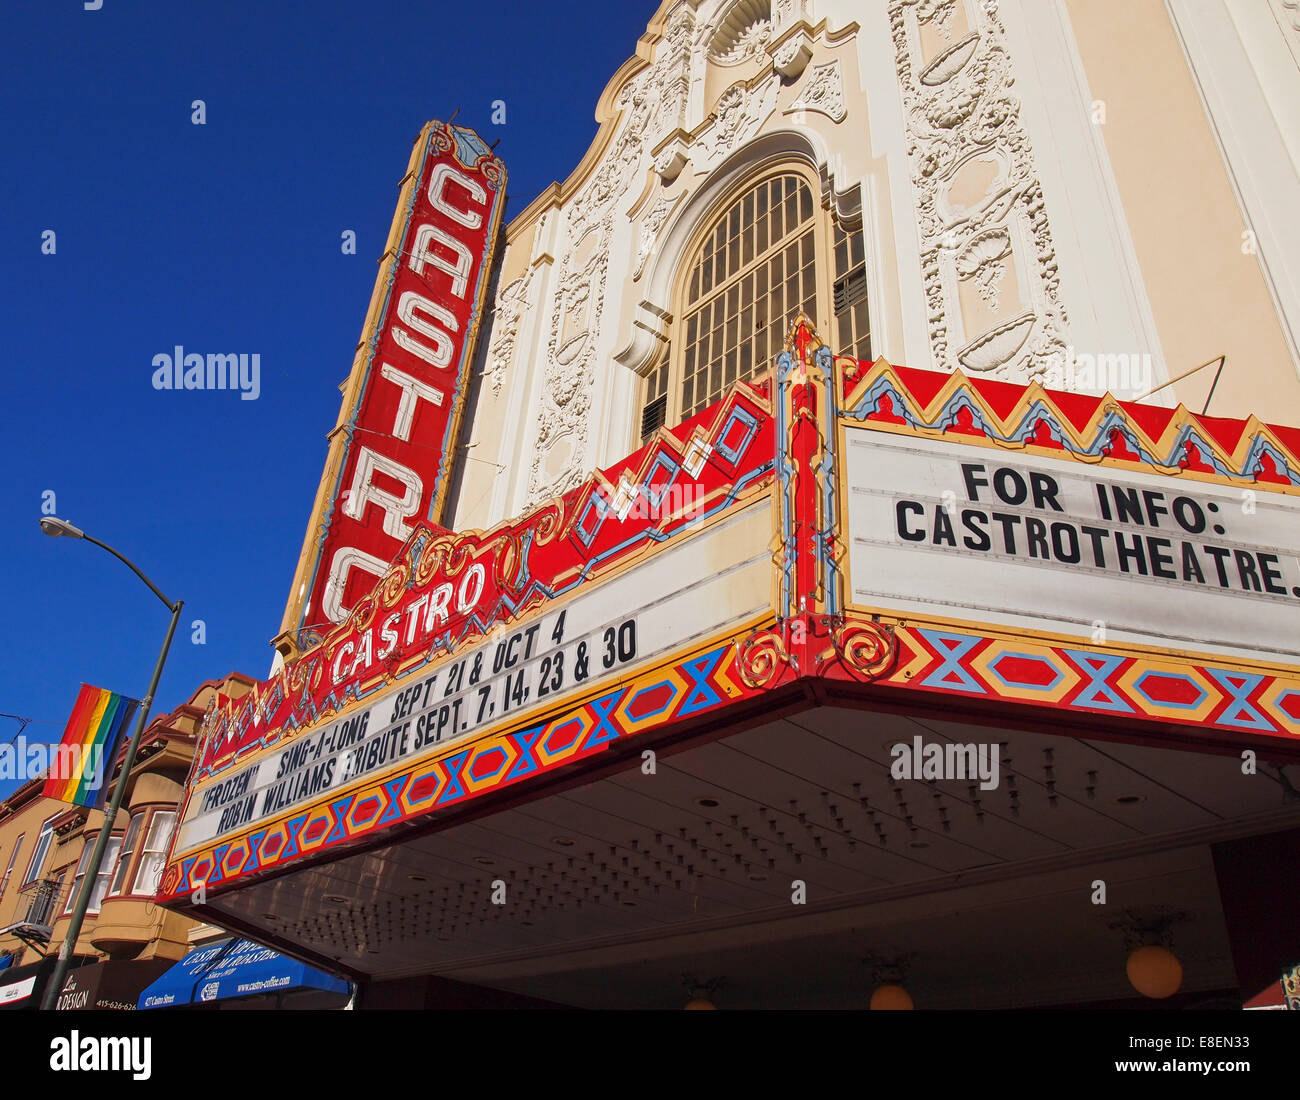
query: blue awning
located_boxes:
[137,939,349,1009]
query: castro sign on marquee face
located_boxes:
[845,430,1300,663]
[175,502,773,854]
[300,122,505,629]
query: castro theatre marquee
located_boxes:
[155,2,1300,1008]
[158,320,1300,1008]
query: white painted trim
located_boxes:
[999,0,1173,401]
[853,0,932,368]
[500,256,557,521]
[1167,0,1300,383]
[589,213,643,472]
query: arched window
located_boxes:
[639,168,871,440]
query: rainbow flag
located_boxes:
[42,684,140,808]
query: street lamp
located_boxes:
[38,517,184,1010]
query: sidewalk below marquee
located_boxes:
[152,323,1300,1009]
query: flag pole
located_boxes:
[38,518,183,1010]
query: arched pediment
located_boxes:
[616,126,860,374]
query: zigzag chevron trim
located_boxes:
[841,359,1300,491]
[866,620,1300,741]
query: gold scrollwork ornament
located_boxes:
[832,620,898,681]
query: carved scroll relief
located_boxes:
[890,0,1070,384]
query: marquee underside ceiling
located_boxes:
[200,704,1299,1008]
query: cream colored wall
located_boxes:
[1065,0,1300,420]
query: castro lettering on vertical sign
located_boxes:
[284,121,506,638]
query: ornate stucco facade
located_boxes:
[447,0,1300,531]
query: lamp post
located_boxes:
[38,517,183,1010]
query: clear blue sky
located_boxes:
[0,0,655,797]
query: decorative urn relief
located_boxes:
[918,31,980,86]
[957,311,1036,372]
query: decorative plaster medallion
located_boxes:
[786,60,847,122]
[635,193,683,279]
[655,140,689,182]
[481,268,534,398]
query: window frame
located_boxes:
[88,834,123,913]
[1,835,24,899]
[21,816,57,887]
[638,164,866,441]
[33,868,67,926]
[107,811,145,898]
[831,217,872,362]
[674,168,827,426]
[63,842,95,916]
[62,831,125,916]
[132,810,177,898]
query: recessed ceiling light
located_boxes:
[409,874,428,883]
[622,900,637,907]
[1114,794,1144,805]
[474,856,495,865]
[552,837,575,847]
[262,912,280,921]
[323,895,349,904]
[696,797,720,808]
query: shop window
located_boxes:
[132,810,176,896]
